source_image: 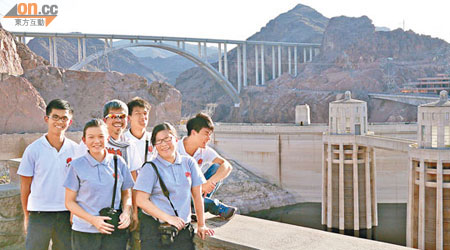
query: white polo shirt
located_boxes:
[124,129,155,172]
[177,137,219,173]
[17,135,81,211]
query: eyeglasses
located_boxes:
[104,114,127,120]
[48,115,70,122]
[154,136,173,145]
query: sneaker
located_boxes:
[218,205,237,220]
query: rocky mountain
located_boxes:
[247,4,328,43]
[0,75,48,133]
[0,27,23,76]
[23,67,181,130]
[27,37,166,82]
[138,53,218,85]
[174,5,450,123]
[0,26,182,133]
[318,16,448,65]
[175,3,329,117]
[0,25,49,133]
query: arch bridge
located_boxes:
[12,32,321,106]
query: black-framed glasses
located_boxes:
[154,136,173,145]
[104,113,127,120]
[48,115,69,122]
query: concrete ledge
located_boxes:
[6,159,20,185]
[195,215,411,250]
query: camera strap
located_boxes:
[140,139,150,170]
[144,139,149,162]
[111,154,118,208]
[148,161,179,217]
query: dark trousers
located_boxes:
[71,228,129,250]
[26,211,72,250]
[139,210,194,250]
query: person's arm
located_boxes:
[202,156,232,195]
[130,170,139,231]
[65,188,115,234]
[210,156,232,182]
[118,189,132,229]
[20,176,32,234]
[192,185,214,239]
[135,190,185,230]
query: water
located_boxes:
[247,203,406,246]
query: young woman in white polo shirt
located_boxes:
[134,122,214,249]
[64,119,134,250]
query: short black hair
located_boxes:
[186,113,214,136]
[103,99,128,118]
[151,122,178,145]
[83,118,107,138]
[46,99,73,116]
[127,97,151,115]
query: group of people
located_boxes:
[18,97,237,250]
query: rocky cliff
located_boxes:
[247,4,328,43]
[175,3,329,117]
[212,149,296,214]
[23,67,181,130]
[0,25,48,133]
[0,28,23,76]
[175,6,450,123]
[0,75,47,133]
[0,26,182,133]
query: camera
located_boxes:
[158,223,179,245]
[99,207,120,228]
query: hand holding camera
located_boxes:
[90,215,115,234]
[99,207,120,228]
[166,215,185,230]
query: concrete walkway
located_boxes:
[195,214,411,250]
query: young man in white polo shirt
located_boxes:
[125,97,154,177]
[124,97,154,248]
[18,99,80,250]
[178,113,237,220]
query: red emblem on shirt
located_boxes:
[198,159,203,165]
[107,148,122,156]
[66,157,72,168]
[185,172,191,178]
[113,173,119,178]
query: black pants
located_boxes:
[139,210,194,250]
[26,211,72,250]
[71,228,129,250]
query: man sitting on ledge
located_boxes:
[178,113,236,220]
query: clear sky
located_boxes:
[0,0,448,42]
